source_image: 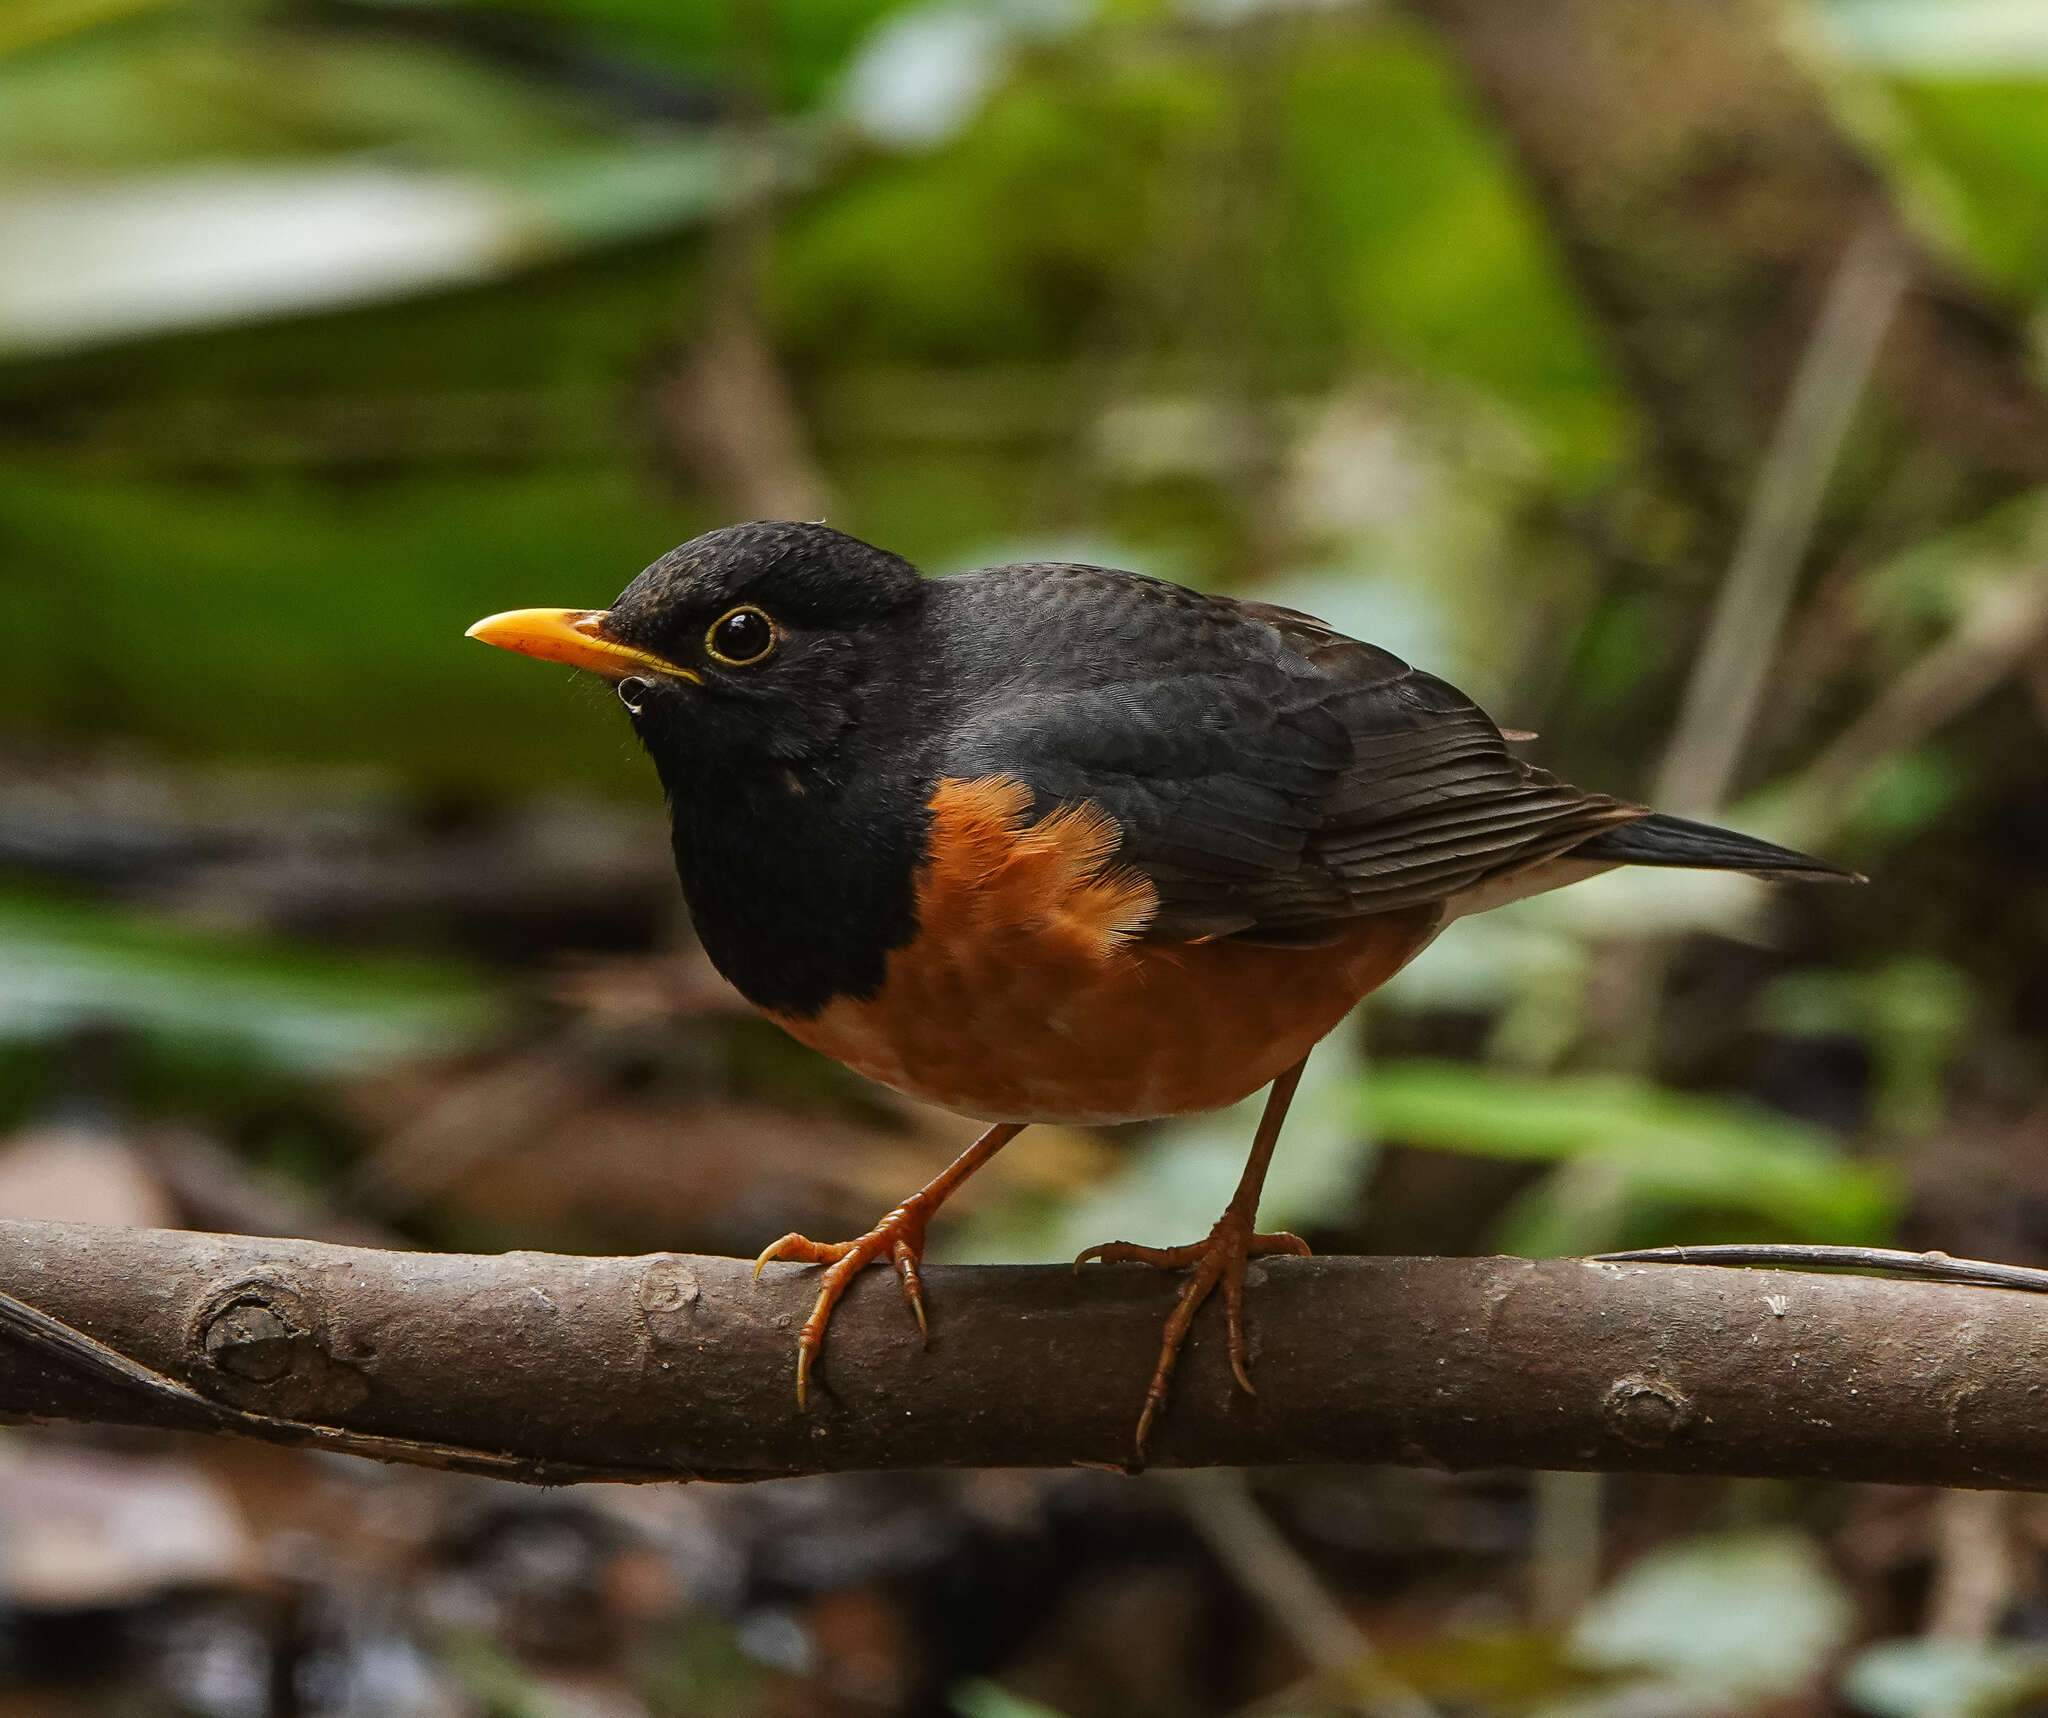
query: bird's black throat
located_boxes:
[638,703,936,1020]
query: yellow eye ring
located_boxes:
[704,605,777,667]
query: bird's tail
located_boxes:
[1570,813,1861,882]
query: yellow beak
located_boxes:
[464,608,700,683]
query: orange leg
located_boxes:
[1076,1058,1310,1460]
[755,1121,1023,1406]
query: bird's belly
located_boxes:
[765,908,1437,1124]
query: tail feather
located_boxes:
[1571,812,1861,882]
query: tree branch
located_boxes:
[4,1221,2048,1487]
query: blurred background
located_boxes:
[4,0,2048,1711]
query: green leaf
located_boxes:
[1761,958,1975,1141]
[0,888,498,1070]
[1842,1639,2048,1718]
[1572,1529,1856,1698]
[0,465,701,792]
[1357,1061,1899,1244]
[950,1678,1074,1718]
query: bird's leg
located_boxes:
[1076,1058,1310,1460]
[754,1121,1023,1406]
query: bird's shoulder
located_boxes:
[923,565,1364,876]
[921,560,1486,799]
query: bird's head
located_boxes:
[467,520,928,792]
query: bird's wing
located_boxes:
[937,567,1642,941]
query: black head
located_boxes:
[468,520,928,791]
[467,520,939,1013]
[599,521,927,785]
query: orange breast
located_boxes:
[764,777,1438,1124]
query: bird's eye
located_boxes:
[616,676,651,714]
[705,606,776,667]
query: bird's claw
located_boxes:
[754,1202,933,1407]
[1076,1220,1310,1460]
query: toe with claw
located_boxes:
[754,1198,934,1407]
[751,1121,1022,1409]
[1077,1214,1310,1460]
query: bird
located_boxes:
[467,519,1855,1457]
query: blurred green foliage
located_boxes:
[5,0,2047,1287]
[1844,1638,2048,1718]
[1571,1529,1857,1701]
[6,4,2048,1712]
[0,0,1636,787]
[1359,1061,1900,1251]
[0,463,700,790]
[0,885,497,1069]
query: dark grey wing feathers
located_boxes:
[1573,813,1860,880]
[932,564,1645,940]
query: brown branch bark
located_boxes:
[3,1220,2048,1487]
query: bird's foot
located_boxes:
[1076,1218,1310,1461]
[754,1198,935,1407]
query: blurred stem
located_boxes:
[1514,217,1923,1606]
[1926,1489,2013,1642]
[1152,12,1293,580]
[1537,236,1911,1228]
[1230,15,1295,580]
[653,214,835,522]
[646,0,831,523]
[1529,1469,1603,1630]
[2022,647,2048,733]
[1165,1469,1439,1718]
[1767,557,2048,849]
[1653,227,1910,819]
[345,1015,619,1215]
[436,1628,563,1718]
